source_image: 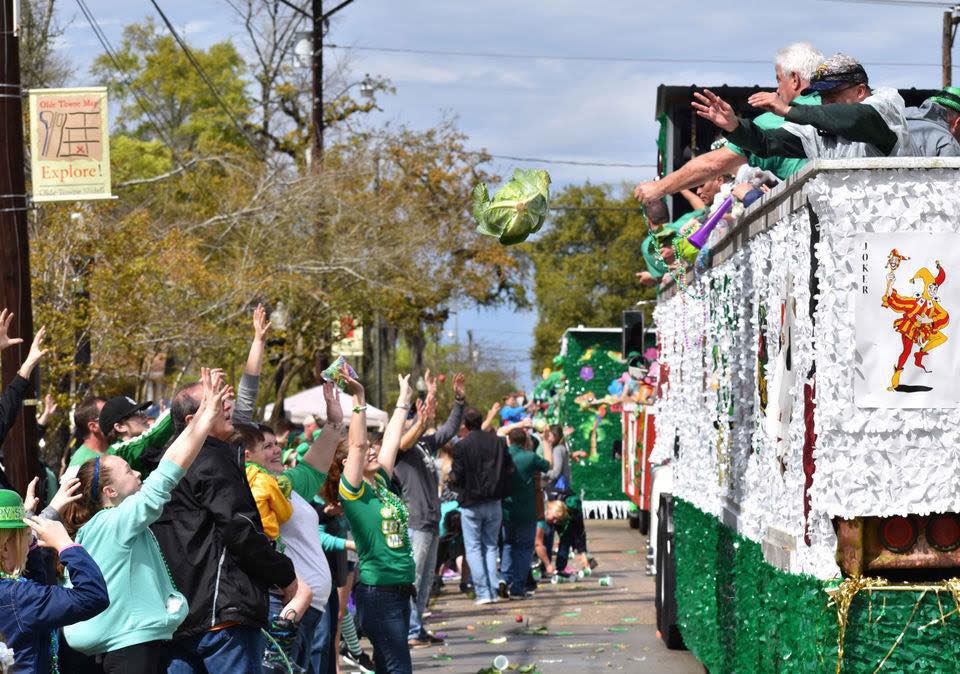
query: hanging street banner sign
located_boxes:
[28,87,113,202]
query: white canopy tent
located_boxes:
[263,385,389,429]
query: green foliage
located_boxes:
[526,183,654,373]
[91,19,252,153]
[472,169,551,245]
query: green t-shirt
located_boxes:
[641,208,706,279]
[502,445,550,526]
[339,468,416,586]
[68,409,174,475]
[725,93,821,178]
[68,444,102,468]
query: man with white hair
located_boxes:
[634,42,823,203]
[695,53,916,159]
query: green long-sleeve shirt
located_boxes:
[725,102,898,158]
[67,410,174,475]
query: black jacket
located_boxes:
[151,435,295,638]
[449,430,513,508]
[0,374,30,448]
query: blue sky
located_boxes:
[60,0,956,390]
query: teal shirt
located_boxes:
[641,208,706,279]
[502,444,550,526]
[64,459,187,655]
[725,93,821,178]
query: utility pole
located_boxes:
[311,0,323,167]
[310,0,356,167]
[943,8,960,87]
[0,0,39,495]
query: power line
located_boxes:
[74,0,183,161]
[486,154,655,169]
[816,0,955,6]
[326,43,955,69]
[150,0,264,157]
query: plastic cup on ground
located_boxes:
[493,654,510,671]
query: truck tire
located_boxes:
[639,509,650,536]
[656,495,685,650]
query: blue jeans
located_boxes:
[460,500,502,601]
[407,528,440,640]
[167,625,265,674]
[502,520,537,596]
[354,583,413,674]
[310,587,339,674]
[269,594,324,674]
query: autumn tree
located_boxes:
[526,183,654,372]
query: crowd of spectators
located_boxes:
[0,308,594,674]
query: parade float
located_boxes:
[651,158,960,672]
[535,327,633,519]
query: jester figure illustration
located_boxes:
[881,248,949,391]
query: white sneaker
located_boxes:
[474,597,495,606]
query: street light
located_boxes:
[294,31,313,69]
[358,73,375,99]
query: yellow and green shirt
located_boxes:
[339,469,415,586]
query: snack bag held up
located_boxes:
[321,356,358,391]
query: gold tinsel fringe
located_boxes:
[827,577,960,674]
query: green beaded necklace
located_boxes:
[371,474,410,548]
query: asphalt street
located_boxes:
[403,519,705,674]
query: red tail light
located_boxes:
[926,514,960,552]
[879,516,917,553]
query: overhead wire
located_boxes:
[149,0,265,158]
[325,43,955,69]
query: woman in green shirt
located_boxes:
[61,369,227,674]
[338,368,415,674]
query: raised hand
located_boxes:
[453,372,466,400]
[23,515,74,552]
[397,374,413,407]
[747,91,790,117]
[17,327,49,380]
[0,309,23,351]
[38,393,58,426]
[24,477,40,514]
[50,477,83,514]
[692,89,738,132]
[252,303,271,341]
[340,364,365,400]
[322,380,343,426]
[197,367,231,431]
[424,369,437,397]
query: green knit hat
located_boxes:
[932,86,960,114]
[0,490,27,529]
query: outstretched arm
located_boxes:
[634,149,745,202]
[377,375,415,477]
[341,369,367,490]
[234,304,271,427]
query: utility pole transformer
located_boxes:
[0,0,40,494]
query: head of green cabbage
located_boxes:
[472,168,551,245]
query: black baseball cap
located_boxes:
[802,53,868,95]
[99,396,152,435]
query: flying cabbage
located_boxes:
[471,168,551,245]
